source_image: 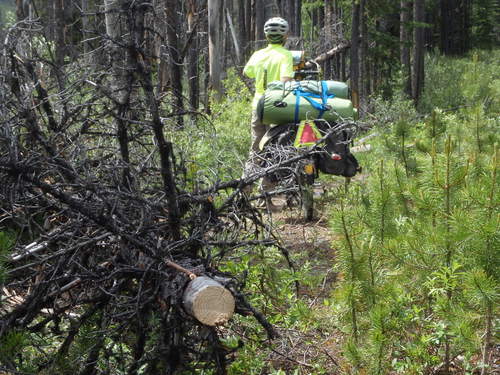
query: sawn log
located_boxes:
[183,276,235,326]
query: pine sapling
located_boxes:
[396,118,411,177]
[480,147,498,374]
[431,135,469,374]
[377,160,387,244]
[339,197,360,344]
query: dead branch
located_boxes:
[0,9,299,373]
[305,41,351,68]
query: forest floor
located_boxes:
[255,178,352,373]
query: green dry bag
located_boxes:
[266,80,349,99]
[258,89,356,125]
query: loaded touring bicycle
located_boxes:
[253,52,361,220]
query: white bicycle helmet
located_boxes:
[264,17,289,37]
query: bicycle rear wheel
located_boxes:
[297,160,316,221]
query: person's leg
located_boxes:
[243,109,268,181]
[243,111,280,211]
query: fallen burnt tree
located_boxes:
[0,150,286,374]
[0,12,297,375]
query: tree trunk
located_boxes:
[187,0,200,111]
[425,1,437,50]
[47,0,55,42]
[254,0,265,46]
[16,0,26,21]
[441,0,453,54]
[334,54,340,80]
[350,1,360,109]
[284,0,302,38]
[440,0,470,55]
[208,0,223,99]
[105,0,131,105]
[165,0,184,127]
[226,8,241,65]
[324,0,333,42]
[412,0,425,105]
[81,0,91,57]
[104,0,134,189]
[464,0,472,52]
[201,5,211,112]
[54,0,66,67]
[318,4,324,30]
[400,0,412,97]
[276,0,282,14]
[324,0,334,78]
[237,0,247,60]
[223,1,229,69]
[246,0,254,49]
[341,49,346,82]
[282,0,294,38]
[359,0,369,107]
[294,0,302,38]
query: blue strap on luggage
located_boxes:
[293,81,335,123]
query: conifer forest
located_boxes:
[0,0,498,374]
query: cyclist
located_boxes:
[242,17,294,208]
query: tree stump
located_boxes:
[183,276,235,326]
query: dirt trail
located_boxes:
[253,179,357,372]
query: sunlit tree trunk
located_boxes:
[324,0,333,42]
[226,6,241,65]
[81,0,91,56]
[324,0,333,78]
[223,2,229,66]
[201,3,210,111]
[208,0,222,98]
[359,0,369,106]
[154,0,167,93]
[350,1,360,109]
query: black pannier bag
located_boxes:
[315,123,360,177]
[260,120,360,178]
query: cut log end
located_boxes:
[183,276,235,326]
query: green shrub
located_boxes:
[419,50,500,114]
[172,69,252,190]
[328,49,499,372]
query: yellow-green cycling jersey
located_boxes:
[243,44,294,109]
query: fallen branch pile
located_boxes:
[0,17,297,375]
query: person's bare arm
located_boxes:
[281,76,293,82]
